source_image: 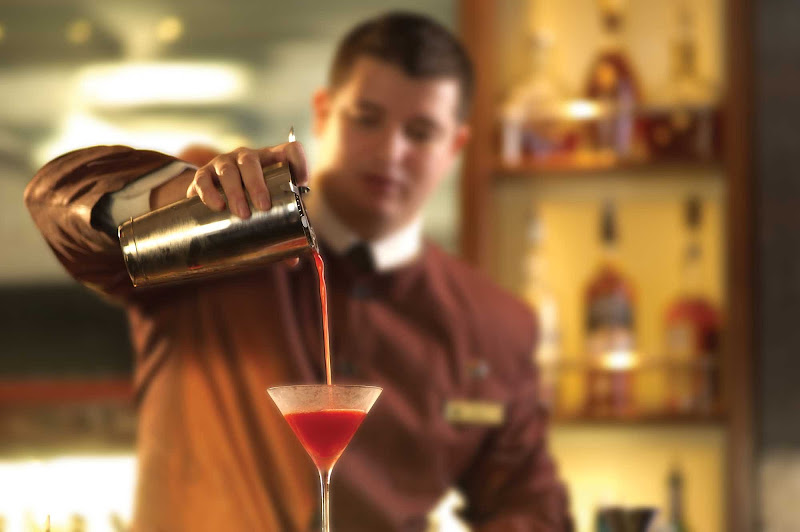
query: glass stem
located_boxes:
[319,469,332,532]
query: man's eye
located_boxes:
[349,112,381,128]
[405,126,434,143]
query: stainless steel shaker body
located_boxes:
[119,162,317,287]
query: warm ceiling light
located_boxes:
[77,61,248,107]
[156,16,184,43]
[66,19,92,45]
[601,349,639,371]
[563,99,605,120]
[36,111,249,166]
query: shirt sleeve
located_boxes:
[457,342,574,531]
[93,160,196,233]
[24,145,179,303]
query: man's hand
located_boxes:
[186,142,309,219]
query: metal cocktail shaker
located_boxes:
[118,162,317,287]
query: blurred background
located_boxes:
[0,0,796,530]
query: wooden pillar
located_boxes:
[724,0,755,529]
[459,0,496,270]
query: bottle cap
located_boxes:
[601,201,618,244]
[685,196,703,229]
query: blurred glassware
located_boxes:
[666,465,690,532]
[595,506,658,532]
[425,490,469,532]
[68,514,86,532]
[641,1,721,161]
[584,201,638,417]
[663,197,721,414]
[583,0,645,163]
[500,30,572,166]
[522,207,562,411]
[110,512,130,532]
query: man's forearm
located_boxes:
[24,145,179,301]
[97,161,196,234]
[149,167,196,210]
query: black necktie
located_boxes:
[344,242,375,275]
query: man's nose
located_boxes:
[375,126,407,166]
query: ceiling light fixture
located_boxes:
[156,16,184,44]
[76,61,248,107]
[66,19,92,45]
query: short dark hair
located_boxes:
[329,12,474,121]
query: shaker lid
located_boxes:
[263,162,319,253]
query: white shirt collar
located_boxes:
[308,192,423,272]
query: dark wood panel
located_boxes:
[755,0,800,449]
[724,0,756,530]
[458,0,496,269]
[0,284,133,377]
[0,378,133,405]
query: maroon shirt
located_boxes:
[25,145,572,531]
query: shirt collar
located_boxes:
[307,191,423,272]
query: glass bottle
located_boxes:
[583,0,643,162]
[584,202,637,416]
[664,197,721,413]
[667,466,690,532]
[501,31,567,166]
[522,207,561,411]
[644,1,720,161]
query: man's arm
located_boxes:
[457,362,573,531]
[90,160,196,235]
[97,142,224,233]
[24,145,181,302]
[25,142,309,302]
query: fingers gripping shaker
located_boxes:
[118,162,317,287]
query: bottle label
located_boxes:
[587,292,634,331]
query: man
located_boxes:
[25,12,571,532]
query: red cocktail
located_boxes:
[268,385,381,532]
[284,409,367,471]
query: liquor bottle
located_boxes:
[522,208,561,411]
[583,0,643,162]
[501,30,568,166]
[664,197,721,413]
[667,466,690,532]
[643,1,720,161]
[584,202,637,416]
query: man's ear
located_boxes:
[312,88,332,138]
[450,123,471,155]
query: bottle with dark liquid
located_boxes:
[643,1,721,161]
[584,202,637,417]
[584,0,643,162]
[667,465,690,532]
[664,197,721,413]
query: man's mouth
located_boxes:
[362,173,401,196]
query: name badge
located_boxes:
[444,399,505,426]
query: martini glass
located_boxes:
[268,384,382,532]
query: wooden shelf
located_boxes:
[552,411,727,427]
[495,159,724,179]
[0,378,134,406]
[544,358,721,371]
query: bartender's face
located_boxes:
[312,56,469,239]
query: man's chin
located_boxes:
[356,203,405,237]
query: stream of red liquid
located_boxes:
[311,249,332,385]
